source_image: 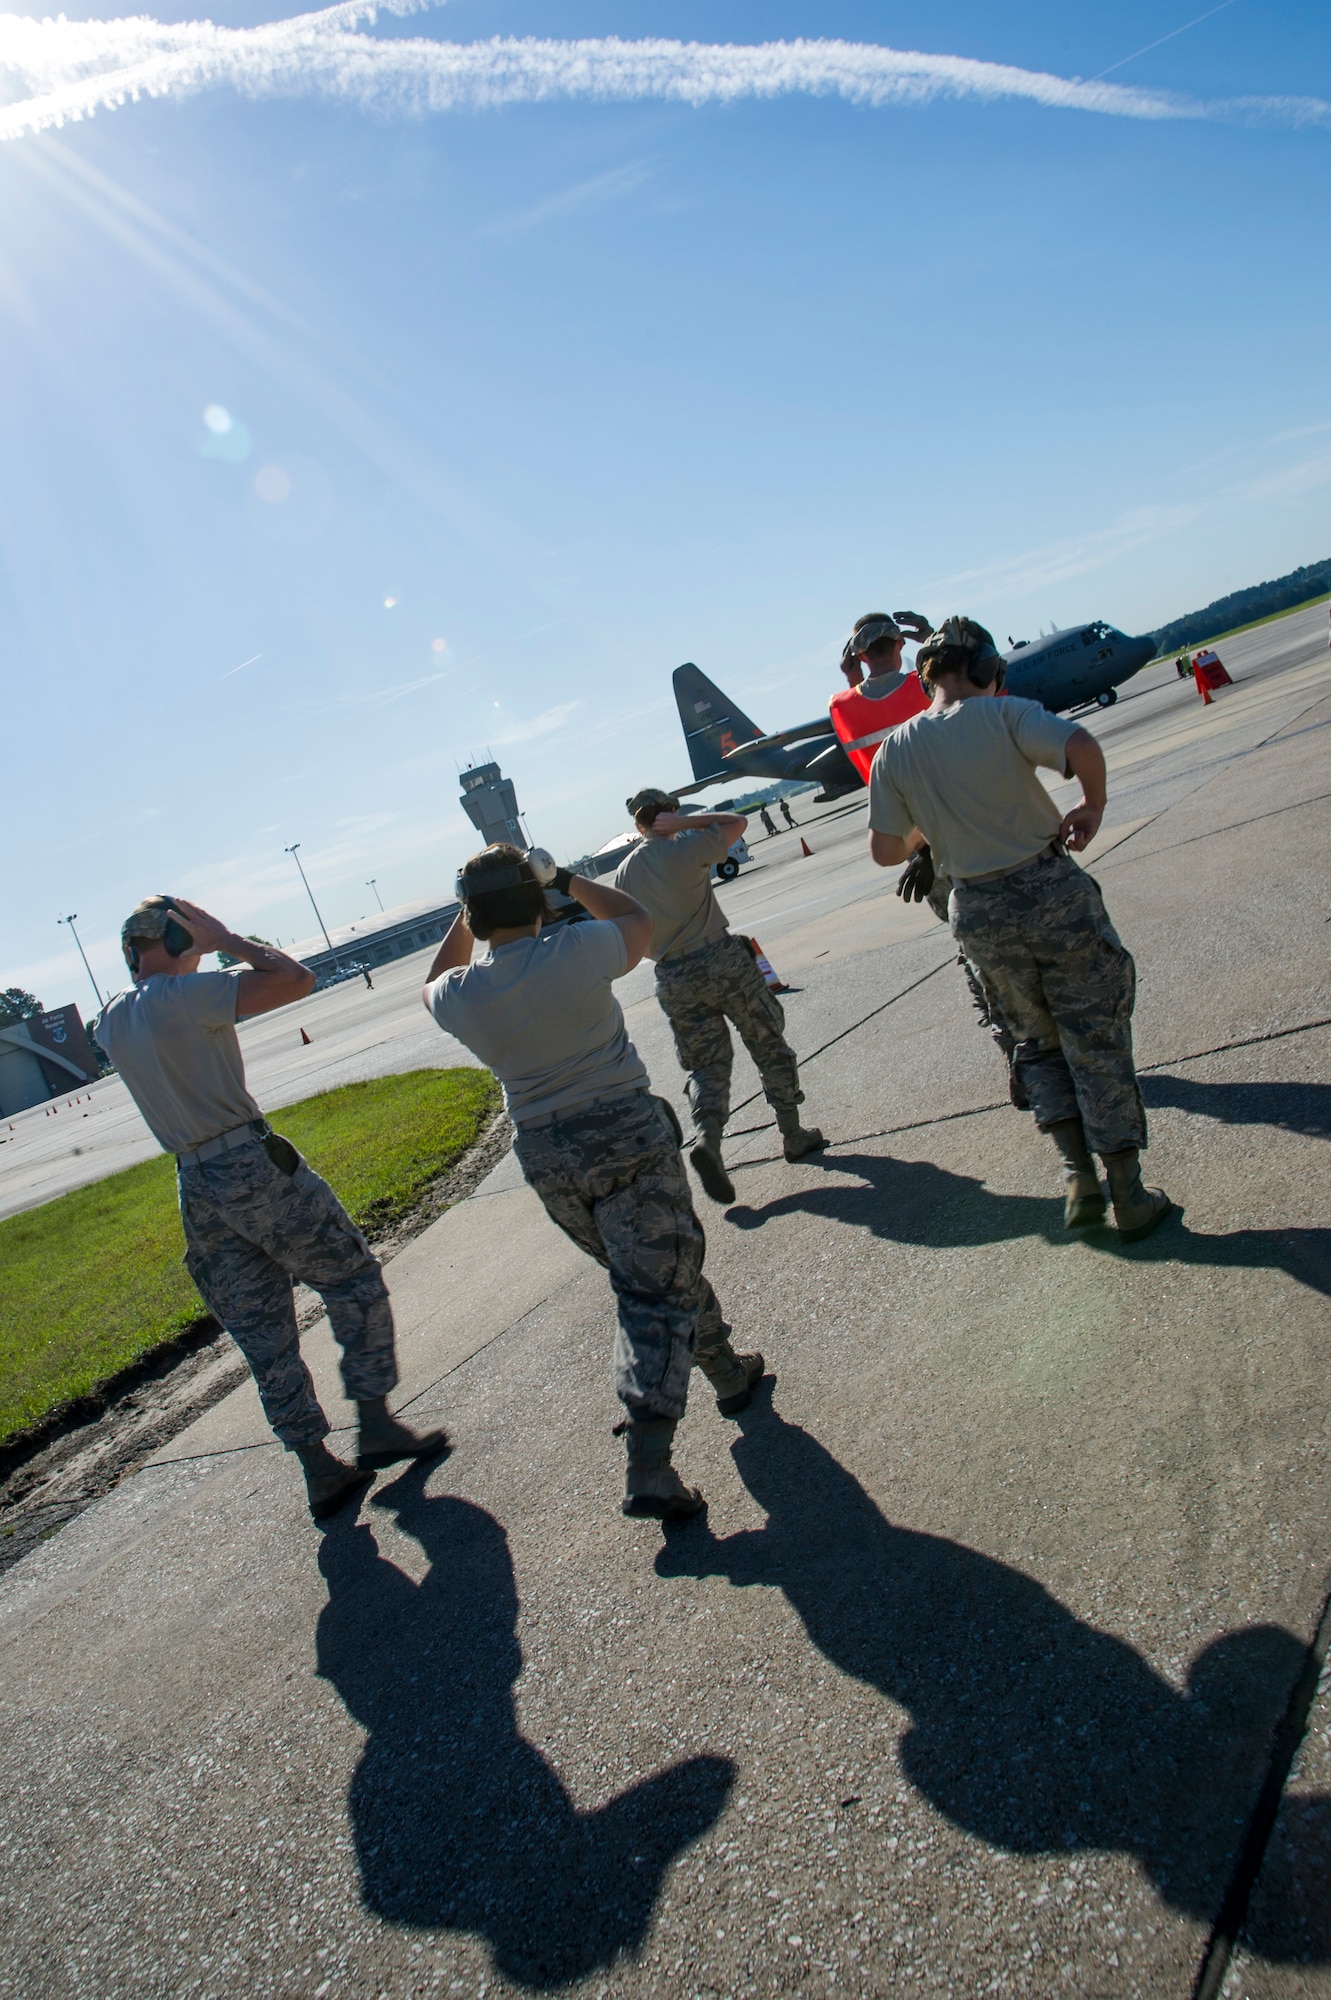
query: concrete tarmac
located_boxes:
[2,602,1329,1997]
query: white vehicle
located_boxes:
[714,833,749,882]
[676,801,751,882]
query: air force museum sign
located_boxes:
[0,1004,103,1118]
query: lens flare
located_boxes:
[254,464,291,503]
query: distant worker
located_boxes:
[841,610,1025,1106]
[96,898,445,1523]
[867,619,1171,1242]
[758,805,778,838]
[422,845,765,1521]
[778,797,797,830]
[617,789,824,1207]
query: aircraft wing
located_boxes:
[671,773,733,798]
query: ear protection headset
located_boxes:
[918,618,1007,693]
[967,646,1006,693]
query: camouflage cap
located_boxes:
[120,895,175,946]
[847,613,903,656]
[916,616,1002,679]
[626,787,679,819]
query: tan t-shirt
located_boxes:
[426,919,648,1127]
[614,825,733,962]
[869,695,1078,881]
[95,971,262,1154]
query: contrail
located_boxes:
[0,3,1326,143]
[1091,0,1241,83]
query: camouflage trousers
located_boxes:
[179,1134,398,1447]
[655,930,802,1129]
[513,1090,739,1422]
[949,849,1147,1155]
[928,873,1021,1085]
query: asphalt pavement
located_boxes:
[2,602,1329,1998]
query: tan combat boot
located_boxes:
[356,1397,450,1471]
[294,1441,374,1523]
[622,1419,706,1520]
[1048,1117,1107,1229]
[689,1116,736,1205]
[1102,1149,1173,1243]
[694,1342,766,1416]
[776,1105,826,1163]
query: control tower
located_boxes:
[458,760,526,850]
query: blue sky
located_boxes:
[4,0,1329,1005]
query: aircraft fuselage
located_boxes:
[1003,622,1156,711]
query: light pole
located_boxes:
[59,914,105,1012]
[285,844,340,969]
[366,878,384,913]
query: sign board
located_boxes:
[22,1004,101,1087]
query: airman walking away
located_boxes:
[616,789,824,1206]
[867,619,1171,1242]
[422,846,765,1521]
[758,806,778,838]
[844,610,1027,1108]
[95,898,445,1524]
[778,797,797,829]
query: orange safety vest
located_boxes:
[829,670,931,782]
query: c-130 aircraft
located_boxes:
[671,618,1157,799]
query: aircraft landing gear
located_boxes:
[1096,688,1119,708]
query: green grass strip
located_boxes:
[0,1065,499,1446]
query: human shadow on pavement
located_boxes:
[316,1464,733,1988]
[1141,1074,1331,1142]
[656,1396,1331,1961]
[725,1150,1331,1300]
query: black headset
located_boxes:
[967,647,1007,692]
[126,896,195,974]
[921,621,1007,693]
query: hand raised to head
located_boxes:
[164,898,234,956]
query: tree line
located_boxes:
[1151,556,1331,658]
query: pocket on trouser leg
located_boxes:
[653,1095,685,1149]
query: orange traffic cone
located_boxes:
[749,940,789,992]
[800,837,813,857]
[300,1027,312,1045]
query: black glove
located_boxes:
[895,844,935,903]
[892,610,933,643]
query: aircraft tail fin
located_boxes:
[673,663,762,782]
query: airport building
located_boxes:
[292,895,462,984]
[0,1005,104,1118]
[292,761,528,983]
[459,760,527,849]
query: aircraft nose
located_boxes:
[1130,635,1157,672]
